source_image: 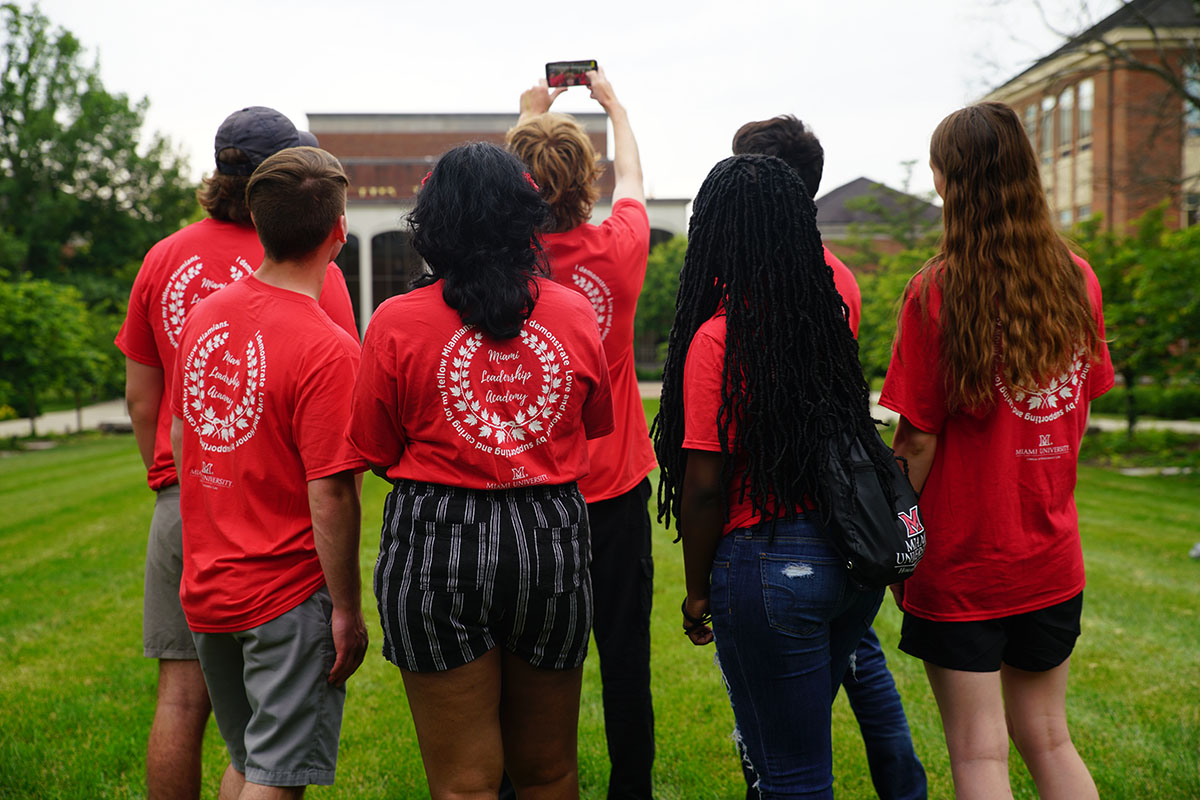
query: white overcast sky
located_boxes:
[19,0,1116,201]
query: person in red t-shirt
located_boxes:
[114,106,358,800]
[505,65,658,800]
[171,146,368,797]
[733,115,926,800]
[348,143,613,800]
[654,154,898,798]
[880,102,1112,800]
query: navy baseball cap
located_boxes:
[297,130,320,147]
[214,106,301,175]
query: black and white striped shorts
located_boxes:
[374,479,593,673]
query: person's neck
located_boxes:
[253,255,326,301]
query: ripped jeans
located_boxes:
[710,519,883,799]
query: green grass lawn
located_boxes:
[1,409,1198,798]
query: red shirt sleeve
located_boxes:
[682,322,727,453]
[294,345,368,480]
[879,283,948,435]
[319,263,360,343]
[1076,255,1115,401]
[602,198,651,260]
[582,329,615,440]
[347,310,407,469]
[116,260,164,367]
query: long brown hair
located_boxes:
[914,101,1101,413]
[506,113,603,233]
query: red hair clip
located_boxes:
[421,170,432,187]
[524,171,540,191]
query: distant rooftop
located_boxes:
[307,112,609,135]
[816,177,940,227]
[991,0,1200,92]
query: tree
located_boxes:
[1074,203,1200,433]
[839,163,941,270]
[634,235,686,366]
[856,247,935,384]
[0,3,196,306]
[0,277,103,436]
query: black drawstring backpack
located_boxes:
[817,428,925,591]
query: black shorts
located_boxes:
[375,479,592,673]
[899,592,1083,672]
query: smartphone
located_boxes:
[546,60,597,88]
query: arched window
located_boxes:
[1078,79,1094,140]
[1040,96,1056,156]
[371,230,426,310]
[1058,87,1074,150]
[334,233,362,323]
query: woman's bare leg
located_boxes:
[401,648,504,800]
[500,650,584,800]
[1002,659,1097,800]
[925,663,1014,800]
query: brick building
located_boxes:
[309,112,690,332]
[983,0,1200,231]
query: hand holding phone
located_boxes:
[546,60,598,88]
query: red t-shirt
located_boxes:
[542,199,658,502]
[825,246,861,337]
[348,277,614,490]
[116,217,359,490]
[170,276,366,633]
[878,255,1114,621]
[682,314,771,534]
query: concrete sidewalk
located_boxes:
[0,399,130,438]
[640,382,1200,434]
[5,391,1199,438]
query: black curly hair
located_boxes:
[652,154,894,531]
[409,142,552,339]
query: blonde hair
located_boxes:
[506,113,603,232]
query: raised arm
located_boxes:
[586,67,644,206]
[308,471,369,685]
[517,79,566,125]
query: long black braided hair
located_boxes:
[652,154,896,532]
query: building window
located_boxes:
[1078,204,1092,220]
[1024,104,1038,144]
[1040,96,1056,156]
[1079,78,1094,140]
[1058,87,1074,151]
[1186,63,1200,137]
[1187,194,1200,227]
[1059,208,1073,227]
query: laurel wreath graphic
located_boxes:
[163,259,253,348]
[165,262,205,347]
[1011,348,1086,412]
[571,269,612,340]
[445,329,564,445]
[185,330,262,448]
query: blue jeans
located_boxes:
[711,520,882,799]
[843,627,927,800]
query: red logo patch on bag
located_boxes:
[899,506,924,538]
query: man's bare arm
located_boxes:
[587,66,644,206]
[309,471,369,685]
[125,357,164,471]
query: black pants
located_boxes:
[590,478,655,799]
[500,478,655,799]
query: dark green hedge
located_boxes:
[1091,385,1200,420]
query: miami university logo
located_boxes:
[898,505,924,538]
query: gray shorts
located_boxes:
[143,484,196,659]
[192,588,345,787]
